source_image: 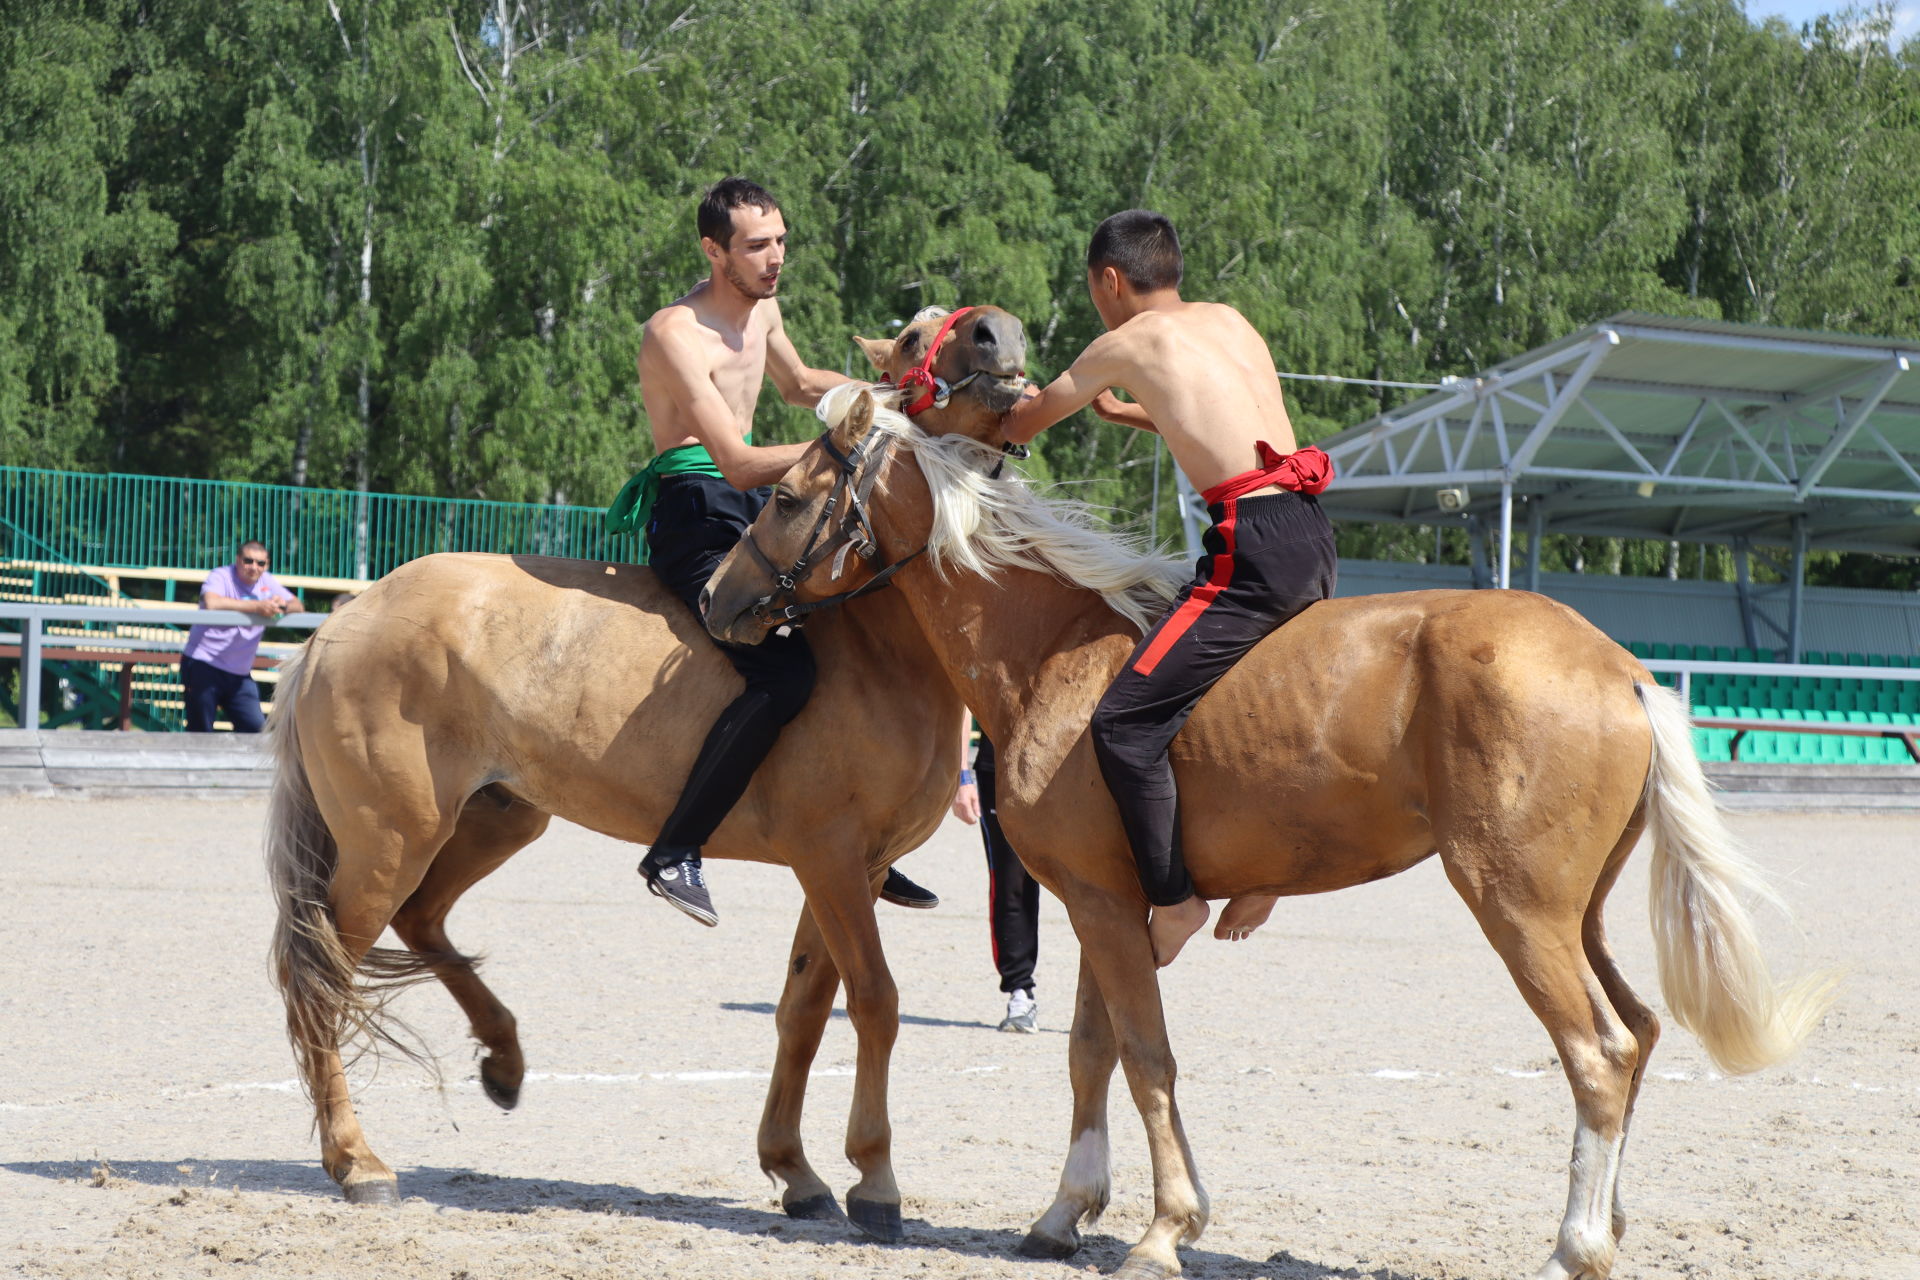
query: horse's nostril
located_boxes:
[974,318,997,348]
[698,585,712,621]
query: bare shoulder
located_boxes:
[641,293,710,365]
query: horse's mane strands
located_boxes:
[818,384,1184,632]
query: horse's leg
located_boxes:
[1020,951,1118,1260]
[387,791,551,1111]
[299,753,463,1204]
[787,849,903,1242]
[1442,844,1642,1280]
[755,903,849,1220]
[1060,889,1208,1280]
[1581,817,1660,1246]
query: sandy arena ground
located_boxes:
[1,795,1914,1279]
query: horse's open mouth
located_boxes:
[974,372,1030,414]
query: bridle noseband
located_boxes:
[740,427,925,625]
[885,306,994,416]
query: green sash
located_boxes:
[605,436,749,564]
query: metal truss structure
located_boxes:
[1290,312,1920,657]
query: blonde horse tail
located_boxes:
[266,645,442,1092]
[1634,681,1835,1074]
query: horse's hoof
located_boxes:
[342,1178,399,1206]
[846,1196,904,1243]
[784,1192,844,1222]
[1113,1257,1175,1280]
[1017,1227,1081,1259]
[480,1060,521,1111]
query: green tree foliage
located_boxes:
[1,0,1916,586]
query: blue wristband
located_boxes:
[959,769,977,786]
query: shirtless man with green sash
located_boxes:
[611,178,937,925]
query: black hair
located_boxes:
[1086,209,1182,292]
[239,540,269,559]
[697,178,780,250]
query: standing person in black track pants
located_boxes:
[952,726,1041,1033]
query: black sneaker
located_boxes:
[879,867,939,909]
[639,846,718,927]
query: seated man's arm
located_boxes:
[1001,333,1156,444]
[642,319,810,491]
[764,301,853,410]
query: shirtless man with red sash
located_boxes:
[1001,209,1336,967]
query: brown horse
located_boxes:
[701,360,1834,1280]
[262,308,1031,1236]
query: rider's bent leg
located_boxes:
[1090,490,1335,965]
[642,474,816,925]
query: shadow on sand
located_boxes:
[0,1158,1422,1277]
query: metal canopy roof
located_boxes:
[1316,312,1920,557]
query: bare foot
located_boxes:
[1148,896,1210,968]
[1214,894,1278,942]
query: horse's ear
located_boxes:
[852,335,894,372]
[832,388,876,452]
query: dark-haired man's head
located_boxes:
[698,178,787,301]
[234,540,271,587]
[1088,210,1182,288]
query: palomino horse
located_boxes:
[702,366,1833,1280]
[263,307,1031,1235]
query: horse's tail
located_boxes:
[266,645,442,1093]
[1634,681,1835,1074]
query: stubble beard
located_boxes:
[722,256,778,301]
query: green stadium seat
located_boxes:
[1651,643,1673,660]
[1869,654,1889,667]
[1734,647,1757,663]
[1847,652,1868,666]
[1627,641,1652,659]
[1712,645,1735,662]
[1874,692,1901,715]
[1757,648,1777,663]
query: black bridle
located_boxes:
[740,427,926,625]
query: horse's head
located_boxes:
[854,305,1028,444]
[703,387,941,646]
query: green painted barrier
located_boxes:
[1,465,640,582]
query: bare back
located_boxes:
[639,282,776,454]
[1097,303,1298,495]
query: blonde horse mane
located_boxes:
[817,381,1185,633]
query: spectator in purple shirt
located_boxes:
[181,541,299,733]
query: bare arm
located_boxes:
[642,320,811,490]
[1001,333,1153,444]
[765,302,853,410]
[952,714,980,825]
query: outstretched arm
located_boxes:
[1001,333,1156,443]
[765,302,853,410]
[641,320,810,490]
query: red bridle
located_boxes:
[887,306,976,416]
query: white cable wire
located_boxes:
[1274,370,1445,390]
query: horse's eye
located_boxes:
[774,489,801,515]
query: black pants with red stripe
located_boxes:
[1090,490,1336,906]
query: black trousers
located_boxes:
[974,737,1039,994]
[647,472,816,849]
[1090,490,1336,906]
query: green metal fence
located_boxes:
[0,465,638,581]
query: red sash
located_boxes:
[1200,442,1333,506]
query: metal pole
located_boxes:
[1497,480,1514,588]
[1733,536,1760,651]
[1788,516,1808,662]
[1525,499,1544,592]
[22,613,41,730]
[1174,467,1206,564]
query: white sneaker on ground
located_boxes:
[998,988,1038,1034]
